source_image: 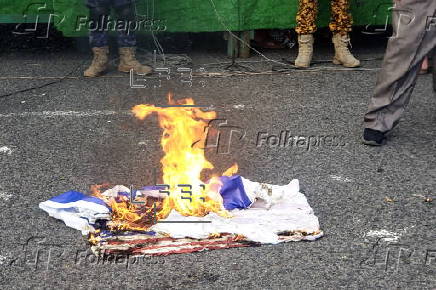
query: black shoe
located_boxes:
[362,128,387,146]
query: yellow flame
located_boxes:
[131,94,236,219]
[222,163,238,177]
[107,196,158,231]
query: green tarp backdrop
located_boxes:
[0,0,392,37]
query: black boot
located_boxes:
[362,128,387,146]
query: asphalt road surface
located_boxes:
[0,33,435,289]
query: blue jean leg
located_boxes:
[86,0,137,48]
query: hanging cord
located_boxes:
[133,0,166,64]
[208,0,292,67]
[0,59,86,99]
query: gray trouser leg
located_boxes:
[364,0,436,132]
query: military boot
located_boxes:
[332,33,360,68]
[118,47,152,75]
[295,34,314,68]
[84,46,109,77]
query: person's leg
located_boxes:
[84,0,111,77]
[87,0,111,48]
[330,0,359,67]
[294,0,318,68]
[113,0,137,48]
[329,0,352,35]
[295,0,318,36]
[363,0,436,144]
[113,0,152,74]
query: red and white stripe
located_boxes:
[91,234,252,256]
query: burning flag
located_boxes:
[39,95,323,256]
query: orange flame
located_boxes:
[131,94,236,219]
[222,163,238,177]
[107,197,159,231]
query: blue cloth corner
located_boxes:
[219,175,252,210]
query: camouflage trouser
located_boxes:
[295,0,352,35]
[86,0,136,47]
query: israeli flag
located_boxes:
[39,191,111,234]
[39,175,288,234]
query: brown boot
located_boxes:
[84,46,109,77]
[118,47,152,75]
[332,33,360,68]
[295,34,314,68]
